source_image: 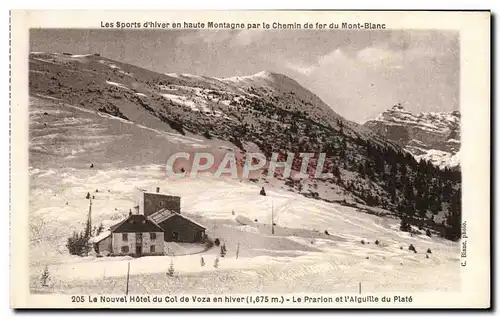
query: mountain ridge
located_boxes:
[363,103,460,169]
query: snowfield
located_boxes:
[28,96,460,295]
[30,168,460,294]
[415,149,460,170]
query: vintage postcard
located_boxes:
[10,10,490,309]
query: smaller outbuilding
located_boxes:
[148,208,206,243]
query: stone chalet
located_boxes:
[90,188,206,257]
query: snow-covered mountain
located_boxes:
[29,52,461,234]
[363,104,460,169]
[28,52,462,294]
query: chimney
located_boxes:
[156,187,160,193]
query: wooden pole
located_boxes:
[125,261,130,295]
[236,242,240,259]
[87,196,92,237]
[271,200,274,235]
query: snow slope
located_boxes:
[30,166,459,294]
[27,57,461,294]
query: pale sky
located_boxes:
[30,29,459,123]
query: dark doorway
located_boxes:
[194,231,203,242]
[172,231,179,241]
[136,245,142,256]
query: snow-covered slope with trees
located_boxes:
[28,53,462,294]
[30,161,459,294]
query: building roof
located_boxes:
[89,230,111,244]
[176,213,206,230]
[109,217,127,232]
[148,209,206,230]
[110,214,164,233]
[142,191,179,196]
[148,208,177,224]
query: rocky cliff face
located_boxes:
[363,104,460,169]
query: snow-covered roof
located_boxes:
[148,208,176,224]
[89,230,111,243]
[111,214,164,233]
[109,217,128,232]
[142,191,180,197]
[175,214,206,230]
[147,209,206,229]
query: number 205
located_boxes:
[71,296,85,303]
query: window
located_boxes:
[121,246,129,253]
[150,233,156,240]
[150,245,155,253]
[122,233,128,241]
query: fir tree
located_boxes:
[444,191,461,241]
[40,265,50,287]
[416,195,428,219]
[400,217,411,232]
[94,223,104,236]
[167,259,175,277]
[66,230,91,256]
[203,130,212,139]
[84,217,92,240]
[220,244,227,258]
